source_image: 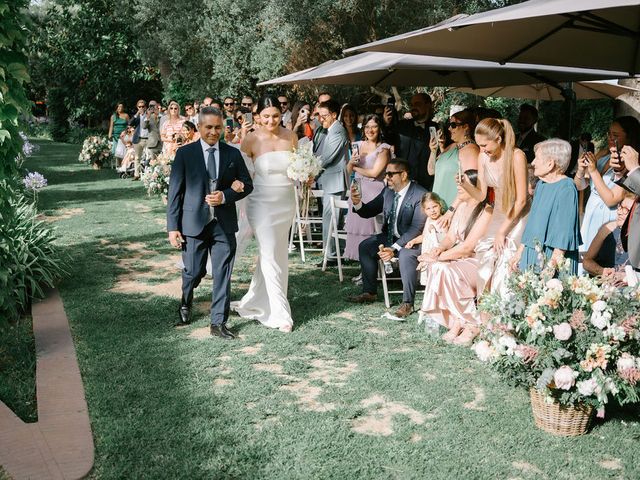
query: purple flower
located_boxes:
[23,171,47,191]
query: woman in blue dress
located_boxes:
[512,139,581,274]
[575,117,640,253]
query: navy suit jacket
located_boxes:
[355,181,427,248]
[166,141,253,236]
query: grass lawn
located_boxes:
[15,139,640,479]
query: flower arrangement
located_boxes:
[141,153,173,198]
[78,135,112,167]
[287,144,323,183]
[475,263,640,415]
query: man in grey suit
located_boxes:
[348,159,427,319]
[167,107,253,339]
[129,99,162,179]
[620,145,640,271]
[313,99,349,265]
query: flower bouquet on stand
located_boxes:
[474,261,640,436]
[78,135,112,169]
[140,152,173,203]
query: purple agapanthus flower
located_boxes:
[23,171,47,191]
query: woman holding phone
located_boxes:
[575,116,640,254]
[290,101,314,144]
[343,114,391,264]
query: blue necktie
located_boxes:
[387,193,400,245]
[207,147,217,181]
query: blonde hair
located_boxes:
[421,192,446,215]
[475,117,517,217]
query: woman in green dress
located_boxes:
[108,102,130,161]
[511,139,581,274]
[429,109,479,213]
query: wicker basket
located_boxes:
[529,388,594,436]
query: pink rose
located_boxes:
[553,366,577,390]
[553,322,572,341]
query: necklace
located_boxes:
[457,140,473,150]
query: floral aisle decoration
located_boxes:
[475,260,640,434]
[141,153,173,202]
[78,135,112,168]
[287,143,323,227]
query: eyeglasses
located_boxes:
[224,102,235,106]
[169,107,178,110]
[241,102,252,107]
[618,205,631,214]
[448,122,464,129]
[280,102,288,106]
[384,171,403,178]
[318,114,331,120]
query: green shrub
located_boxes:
[0,183,68,321]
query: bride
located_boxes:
[231,95,298,333]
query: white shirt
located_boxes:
[200,139,225,203]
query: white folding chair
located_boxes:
[322,197,349,281]
[377,259,403,308]
[288,186,324,262]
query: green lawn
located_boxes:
[17,140,640,479]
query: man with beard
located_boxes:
[383,93,438,190]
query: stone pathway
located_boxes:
[0,290,94,479]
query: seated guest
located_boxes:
[348,159,427,319]
[418,170,491,344]
[512,139,581,274]
[583,195,633,281]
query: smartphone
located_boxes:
[386,97,395,108]
[243,112,253,125]
[613,139,624,173]
[429,126,437,139]
[225,118,233,129]
[351,142,359,156]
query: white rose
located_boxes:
[546,278,563,292]
[590,312,609,330]
[474,341,496,362]
[498,335,518,355]
[553,366,577,390]
[617,354,636,372]
[592,300,607,312]
[553,322,573,341]
[576,378,597,396]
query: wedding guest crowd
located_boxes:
[114,90,640,346]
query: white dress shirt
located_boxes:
[200,139,225,202]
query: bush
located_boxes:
[0,184,68,321]
[47,87,69,142]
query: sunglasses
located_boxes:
[384,171,403,178]
[448,122,464,129]
[280,102,288,106]
[224,102,235,106]
[241,102,252,107]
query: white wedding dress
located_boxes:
[231,151,296,331]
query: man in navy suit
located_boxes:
[348,158,427,318]
[167,107,253,339]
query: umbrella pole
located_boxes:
[559,82,576,141]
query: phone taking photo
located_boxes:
[386,97,395,108]
[429,126,437,139]
[244,112,253,125]
[613,138,624,172]
[225,118,233,129]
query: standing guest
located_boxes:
[318,91,331,104]
[383,93,438,190]
[161,101,185,156]
[240,95,254,110]
[348,159,427,319]
[185,103,199,125]
[211,99,222,110]
[583,196,633,280]
[313,99,349,266]
[567,132,595,177]
[516,104,546,163]
[344,114,391,261]
[340,104,361,144]
[202,97,213,107]
[130,100,161,180]
[223,96,236,119]
[618,146,640,275]
[512,139,581,274]
[290,101,313,143]
[107,102,130,161]
[428,109,479,210]
[279,95,292,127]
[462,118,528,294]
[418,170,491,344]
[576,117,640,254]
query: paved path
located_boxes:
[0,289,94,479]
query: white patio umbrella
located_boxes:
[344,0,640,75]
[456,80,640,101]
[258,52,631,88]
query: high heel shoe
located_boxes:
[441,326,462,343]
[452,326,479,346]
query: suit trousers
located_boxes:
[359,233,421,305]
[181,220,236,326]
[322,191,344,257]
[133,138,148,177]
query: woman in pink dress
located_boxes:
[461,118,529,295]
[344,114,391,261]
[419,169,492,345]
[160,101,185,156]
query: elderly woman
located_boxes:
[512,139,581,274]
[418,170,492,345]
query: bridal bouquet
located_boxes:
[287,144,322,183]
[474,262,640,413]
[141,153,173,198]
[78,135,112,168]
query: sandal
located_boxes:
[452,326,479,346]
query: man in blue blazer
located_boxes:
[349,158,427,318]
[167,107,253,339]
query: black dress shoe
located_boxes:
[210,324,235,340]
[176,305,191,325]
